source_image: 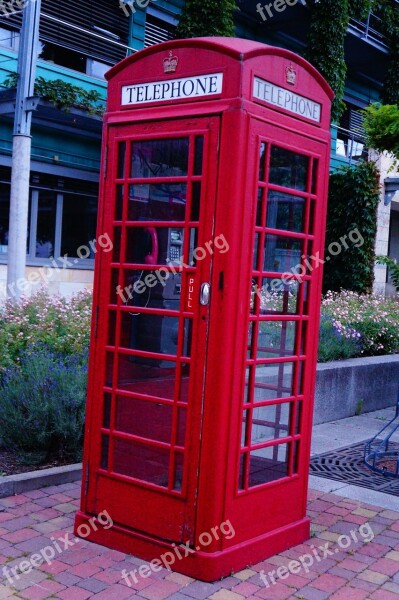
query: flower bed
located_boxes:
[320,290,399,361]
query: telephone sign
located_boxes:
[76,37,333,581]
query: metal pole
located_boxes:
[6,0,41,301]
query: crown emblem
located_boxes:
[286,64,296,85]
[163,51,178,74]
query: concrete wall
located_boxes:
[0,264,93,300]
[314,354,399,425]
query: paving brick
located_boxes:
[369,557,399,576]
[369,590,399,600]
[89,583,135,599]
[208,591,244,600]
[56,585,93,599]
[311,574,346,593]
[356,570,389,585]
[183,581,220,599]
[77,578,109,594]
[231,582,260,597]
[139,580,182,600]
[19,580,66,599]
[232,570,255,582]
[290,585,329,599]
[328,587,369,600]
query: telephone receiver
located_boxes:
[144,226,159,265]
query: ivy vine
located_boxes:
[375,0,399,105]
[3,72,105,116]
[175,0,236,38]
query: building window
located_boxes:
[0,26,19,50]
[0,172,98,267]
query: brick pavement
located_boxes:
[0,482,399,599]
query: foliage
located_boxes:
[0,346,87,464]
[304,0,350,122]
[323,160,380,294]
[362,103,399,161]
[175,0,236,38]
[318,316,361,362]
[0,289,92,371]
[321,290,399,357]
[375,0,399,104]
[376,255,399,291]
[3,72,105,115]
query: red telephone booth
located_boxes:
[75,37,333,581]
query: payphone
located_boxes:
[76,37,333,581]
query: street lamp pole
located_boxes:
[6,0,41,301]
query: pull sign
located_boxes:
[200,283,211,306]
[186,275,196,311]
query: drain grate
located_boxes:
[310,441,399,497]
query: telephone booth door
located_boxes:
[84,116,219,543]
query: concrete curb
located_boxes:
[0,463,82,499]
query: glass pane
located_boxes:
[110,269,119,304]
[128,183,186,221]
[253,232,260,271]
[108,311,117,346]
[179,363,190,403]
[249,443,289,486]
[312,159,319,195]
[251,403,290,444]
[125,227,184,266]
[259,142,266,181]
[106,352,114,387]
[174,452,184,491]
[242,410,250,446]
[101,435,109,469]
[256,188,263,226]
[254,362,294,402]
[116,396,173,444]
[263,235,303,273]
[177,408,187,446]
[194,136,204,175]
[257,321,297,358]
[131,138,189,178]
[258,278,301,314]
[239,454,246,490]
[244,366,251,403]
[266,191,305,233]
[295,401,302,434]
[113,227,122,262]
[113,439,170,487]
[118,269,182,307]
[60,194,97,258]
[183,319,193,358]
[191,182,201,221]
[118,142,126,179]
[115,185,123,221]
[36,192,56,258]
[269,146,309,191]
[103,394,112,429]
[247,322,255,358]
[117,353,176,400]
[0,184,10,254]
[119,313,179,359]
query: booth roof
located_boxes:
[105,36,334,99]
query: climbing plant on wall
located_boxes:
[304,0,375,123]
[175,0,236,38]
[375,0,399,104]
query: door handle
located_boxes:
[200,282,211,306]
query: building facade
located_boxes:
[0,0,397,296]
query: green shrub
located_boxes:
[323,161,380,294]
[0,346,87,464]
[0,288,92,371]
[321,290,399,356]
[318,316,361,362]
